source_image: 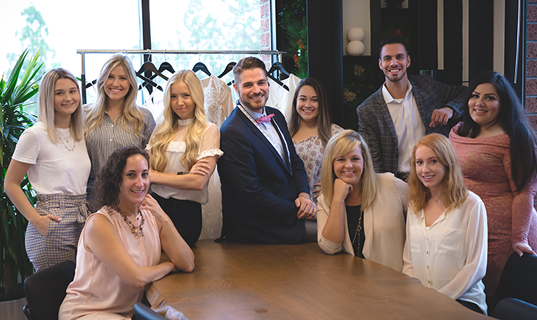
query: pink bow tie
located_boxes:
[256,114,274,124]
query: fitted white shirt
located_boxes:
[12,122,91,195]
[402,191,488,314]
[382,82,426,173]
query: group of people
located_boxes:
[4,34,537,318]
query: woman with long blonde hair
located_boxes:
[4,68,91,271]
[147,70,222,247]
[316,130,407,271]
[403,133,487,314]
[84,54,155,198]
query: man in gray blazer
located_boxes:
[357,35,466,180]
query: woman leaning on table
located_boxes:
[84,54,155,198]
[316,130,407,271]
[288,77,343,204]
[403,134,487,314]
[449,71,537,295]
[59,146,194,320]
[4,68,91,271]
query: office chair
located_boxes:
[488,252,537,314]
[492,298,537,320]
[23,260,76,320]
[133,302,169,320]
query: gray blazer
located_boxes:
[356,74,466,175]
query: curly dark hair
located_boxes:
[93,146,150,209]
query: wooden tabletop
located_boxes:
[147,240,489,320]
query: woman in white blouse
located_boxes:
[147,70,222,247]
[403,133,488,314]
[317,130,407,271]
[4,68,91,271]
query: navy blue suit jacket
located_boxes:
[218,106,309,244]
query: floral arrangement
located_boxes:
[343,64,376,107]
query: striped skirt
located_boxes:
[25,193,93,271]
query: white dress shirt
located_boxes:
[382,82,425,173]
[402,191,488,314]
[240,104,287,162]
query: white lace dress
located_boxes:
[200,75,234,239]
[201,75,234,128]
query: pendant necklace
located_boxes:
[116,207,145,238]
[57,129,75,152]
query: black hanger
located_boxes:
[85,79,97,89]
[136,61,166,92]
[218,62,236,78]
[158,62,175,74]
[137,61,168,81]
[267,74,289,91]
[192,62,211,76]
[268,62,290,78]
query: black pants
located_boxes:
[152,193,202,247]
[457,299,484,314]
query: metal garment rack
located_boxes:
[77,49,286,104]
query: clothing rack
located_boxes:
[77,49,286,104]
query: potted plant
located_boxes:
[1,49,42,308]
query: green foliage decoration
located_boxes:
[279,0,308,79]
[1,49,42,300]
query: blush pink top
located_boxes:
[59,207,161,320]
[449,125,537,295]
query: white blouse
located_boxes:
[148,119,223,204]
[402,191,488,314]
[317,173,408,272]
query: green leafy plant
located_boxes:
[1,49,42,300]
[279,0,308,79]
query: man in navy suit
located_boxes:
[218,57,315,244]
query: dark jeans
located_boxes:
[152,193,202,247]
[457,299,484,314]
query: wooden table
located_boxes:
[147,240,489,319]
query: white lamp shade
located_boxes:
[348,27,365,42]
[347,41,365,56]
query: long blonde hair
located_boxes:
[38,68,84,143]
[84,54,144,137]
[408,133,467,213]
[320,130,378,211]
[149,70,208,171]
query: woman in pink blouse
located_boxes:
[59,146,194,319]
[288,77,343,204]
[449,71,537,295]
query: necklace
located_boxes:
[116,207,145,238]
[351,209,364,254]
[57,129,75,152]
[432,197,441,204]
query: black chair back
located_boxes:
[492,298,537,320]
[133,303,169,320]
[23,261,76,320]
[489,252,537,313]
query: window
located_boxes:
[2,0,270,115]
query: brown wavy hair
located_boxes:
[93,146,150,209]
[407,134,467,214]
